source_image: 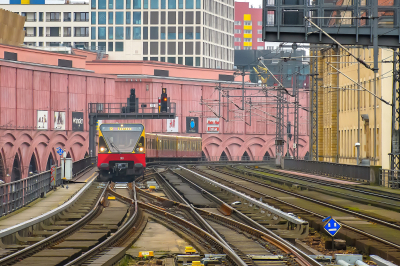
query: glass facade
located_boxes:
[151,0,158,9]
[116,42,124,51]
[185,0,193,9]
[91,27,96,39]
[143,0,148,8]
[108,26,113,39]
[178,0,182,8]
[116,0,124,9]
[91,12,96,24]
[133,12,141,24]
[126,11,131,23]
[98,27,106,39]
[133,27,141,39]
[108,12,113,24]
[126,0,131,8]
[116,26,124,39]
[116,12,124,24]
[98,0,106,9]
[168,0,175,8]
[168,32,176,39]
[133,0,141,8]
[161,0,166,9]
[98,12,106,24]
[126,27,131,39]
[108,0,113,9]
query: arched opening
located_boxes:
[285,151,290,158]
[66,152,71,158]
[46,153,55,171]
[263,151,271,161]
[241,151,250,161]
[28,153,38,176]
[84,152,89,158]
[201,151,206,161]
[219,151,228,161]
[0,153,5,182]
[11,154,21,182]
[304,151,310,161]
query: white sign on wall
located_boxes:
[54,111,66,130]
[167,117,179,132]
[206,118,220,133]
[37,110,48,130]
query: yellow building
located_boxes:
[0,8,25,46]
[315,47,393,169]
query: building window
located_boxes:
[185,0,193,9]
[91,42,96,50]
[244,38,251,42]
[126,0,131,8]
[196,32,200,39]
[178,57,183,64]
[234,37,241,42]
[133,12,141,24]
[99,41,106,50]
[108,12,113,24]
[168,57,175,63]
[64,12,71,22]
[109,0,113,8]
[115,27,124,39]
[234,21,241,25]
[91,27,96,39]
[39,27,43,37]
[133,26,141,39]
[144,0,148,8]
[133,0,141,8]
[75,27,89,37]
[150,27,158,39]
[108,26,113,39]
[115,42,124,51]
[257,46,264,50]
[98,12,106,24]
[126,27,131,39]
[168,0,175,8]
[168,32,176,39]
[234,29,241,34]
[244,21,251,25]
[91,12,96,24]
[234,46,241,49]
[244,30,251,34]
[257,29,262,34]
[151,0,158,8]
[39,12,43,21]
[116,12,124,24]
[98,27,106,39]
[257,38,262,42]
[126,11,131,23]
[195,57,200,66]
[64,27,71,37]
[196,0,200,9]
[48,27,60,37]
[185,57,193,66]
[257,21,262,26]
[98,0,106,9]
[116,0,124,9]
[143,26,148,39]
[108,42,113,51]
[48,12,61,22]
[91,0,96,9]
[161,32,165,39]
[243,46,251,50]
[178,0,183,8]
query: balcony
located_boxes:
[26,18,36,22]
[25,33,36,37]
[64,34,71,37]
[46,34,61,37]
[46,18,61,22]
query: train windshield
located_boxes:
[100,125,143,152]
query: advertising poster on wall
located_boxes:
[54,111,66,130]
[166,117,179,132]
[72,112,84,131]
[206,118,220,133]
[186,117,198,133]
[37,110,48,130]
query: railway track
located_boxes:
[182,165,400,264]
[239,165,400,211]
[140,167,320,266]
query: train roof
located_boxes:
[146,133,202,139]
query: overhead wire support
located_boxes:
[305,17,374,71]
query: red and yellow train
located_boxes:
[97,123,202,182]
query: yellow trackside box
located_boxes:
[185,246,197,253]
[149,185,156,190]
[139,251,154,257]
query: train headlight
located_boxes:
[139,147,144,152]
[100,147,107,152]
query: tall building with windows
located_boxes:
[0,0,234,68]
[234,1,264,50]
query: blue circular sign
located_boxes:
[190,120,195,128]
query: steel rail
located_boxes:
[0,176,98,238]
[179,165,307,225]
[167,168,321,266]
[200,166,400,250]
[246,165,400,203]
[153,169,239,256]
[0,179,107,265]
[229,165,400,230]
[64,184,138,266]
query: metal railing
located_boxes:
[380,169,400,188]
[283,159,380,182]
[88,102,176,115]
[0,157,95,217]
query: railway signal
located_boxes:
[122,89,138,113]
[161,88,168,112]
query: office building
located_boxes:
[234,1,264,50]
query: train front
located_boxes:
[97,123,146,182]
